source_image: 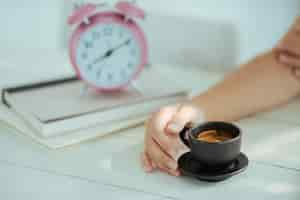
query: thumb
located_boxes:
[166,104,204,135]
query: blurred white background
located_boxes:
[0,0,299,85]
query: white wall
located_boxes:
[138,0,300,64]
[0,0,299,72]
[0,1,66,50]
[63,0,300,68]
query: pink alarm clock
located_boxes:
[68,1,148,91]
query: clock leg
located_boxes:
[83,17,90,24]
[130,80,143,93]
[124,15,131,23]
[144,62,151,69]
[80,83,89,97]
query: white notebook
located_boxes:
[0,104,148,149]
[1,66,188,140]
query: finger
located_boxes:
[151,137,178,170]
[276,17,300,51]
[157,165,180,176]
[279,54,300,68]
[153,105,179,134]
[150,160,157,169]
[173,137,191,161]
[146,137,178,171]
[147,106,180,158]
[151,128,190,162]
[148,122,177,159]
[292,16,300,32]
[143,140,157,170]
[277,32,300,56]
[146,151,158,169]
[155,157,180,176]
[166,104,204,135]
[141,152,153,172]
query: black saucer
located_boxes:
[178,152,249,182]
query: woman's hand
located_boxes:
[276,16,300,77]
[141,103,204,176]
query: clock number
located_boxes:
[84,41,93,49]
[128,62,133,69]
[97,69,102,79]
[81,52,88,59]
[107,73,113,81]
[119,30,124,38]
[87,64,92,71]
[104,27,112,36]
[120,69,127,78]
[106,40,112,49]
[130,49,136,56]
[92,31,101,40]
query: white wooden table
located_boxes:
[1,66,300,199]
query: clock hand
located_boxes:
[92,51,110,65]
[108,39,131,55]
[91,39,131,65]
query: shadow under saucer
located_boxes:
[178,152,249,182]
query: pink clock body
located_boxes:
[68,2,148,92]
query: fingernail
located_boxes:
[174,170,181,176]
[167,123,183,134]
[169,169,180,176]
[151,162,157,169]
[279,54,287,62]
[144,165,153,172]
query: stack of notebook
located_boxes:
[0,66,188,148]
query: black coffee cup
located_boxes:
[179,121,241,169]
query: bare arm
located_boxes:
[191,51,300,121]
[142,19,300,175]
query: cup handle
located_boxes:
[179,125,191,147]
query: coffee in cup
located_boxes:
[196,129,235,143]
[179,121,241,169]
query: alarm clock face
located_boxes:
[75,23,142,89]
